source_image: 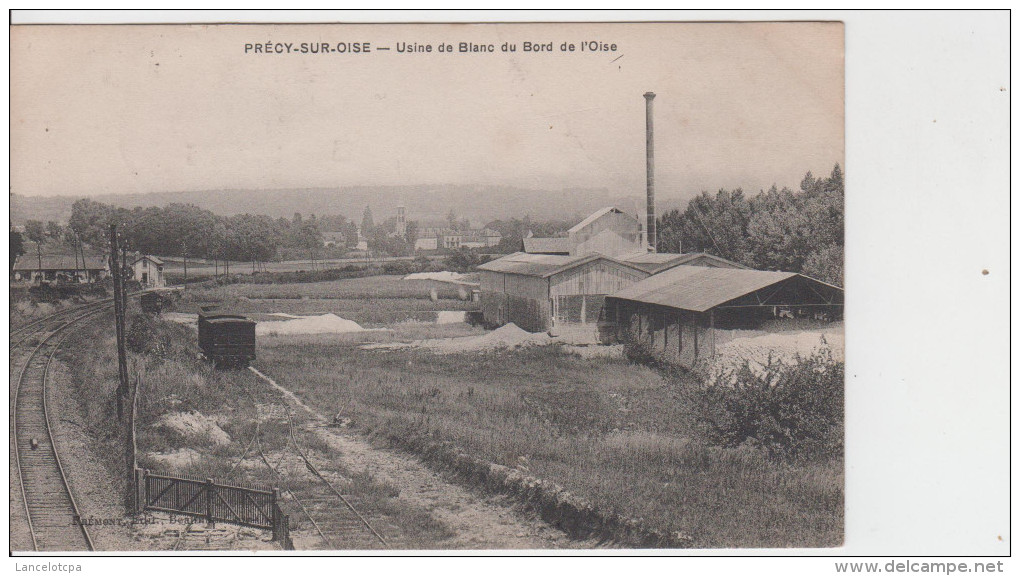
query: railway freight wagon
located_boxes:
[198,313,256,368]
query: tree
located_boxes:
[10,229,24,271]
[68,198,114,246]
[22,220,46,278]
[404,220,420,250]
[655,164,845,284]
[361,205,375,236]
[446,209,458,230]
[23,220,45,244]
[45,221,64,240]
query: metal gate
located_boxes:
[136,468,292,548]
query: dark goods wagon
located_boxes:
[198,313,257,369]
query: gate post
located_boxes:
[133,468,143,513]
[205,478,215,528]
[270,488,281,541]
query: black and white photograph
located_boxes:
[6,9,1009,570]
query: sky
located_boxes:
[10,22,843,202]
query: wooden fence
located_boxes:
[135,468,293,549]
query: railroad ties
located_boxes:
[11,301,112,552]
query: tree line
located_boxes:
[53,200,368,272]
[656,164,844,285]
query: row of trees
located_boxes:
[16,164,843,281]
[656,164,844,285]
[64,200,371,271]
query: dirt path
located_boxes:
[249,367,592,550]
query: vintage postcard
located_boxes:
[10,21,845,552]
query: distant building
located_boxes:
[322,231,347,247]
[414,227,501,252]
[396,206,407,237]
[11,248,108,284]
[132,255,166,288]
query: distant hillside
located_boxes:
[10,186,687,227]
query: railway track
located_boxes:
[9,297,114,351]
[240,382,388,550]
[10,301,114,552]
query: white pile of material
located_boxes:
[266,312,303,319]
[363,323,552,354]
[257,313,367,336]
[403,271,469,284]
[157,411,232,446]
[710,329,844,381]
[436,311,467,324]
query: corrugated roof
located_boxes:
[609,265,800,312]
[616,251,750,273]
[522,237,572,254]
[479,252,649,279]
[478,252,591,277]
[13,253,108,271]
[568,207,627,233]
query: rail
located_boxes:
[11,303,113,551]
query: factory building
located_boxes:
[604,266,844,367]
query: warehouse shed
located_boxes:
[478,252,650,331]
[604,266,844,367]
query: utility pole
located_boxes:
[109,225,129,421]
[126,370,139,511]
[73,232,80,282]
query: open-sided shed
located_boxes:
[604,266,843,367]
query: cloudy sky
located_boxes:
[11,22,843,201]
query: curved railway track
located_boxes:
[10,301,114,551]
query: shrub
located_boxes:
[382,260,415,275]
[28,282,108,303]
[680,349,844,461]
[621,331,663,367]
[127,313,171,356]
[443,248,491,272]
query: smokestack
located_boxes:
[643,92,656,252]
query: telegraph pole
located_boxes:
[109,225,129,421]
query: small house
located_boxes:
[132,255,166,288]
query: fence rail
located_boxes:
[135,468,293,549]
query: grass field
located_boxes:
[255,336,844,548]
[56,313,457,547]
[179,275,480,326]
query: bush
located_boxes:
[622,333,662,367]
[443,248,491,273]
[680,349,844,461]
[381,260,415,275]
[127,313,171,356]
[28,282,108,303]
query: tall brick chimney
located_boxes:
[644,92,656,252]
